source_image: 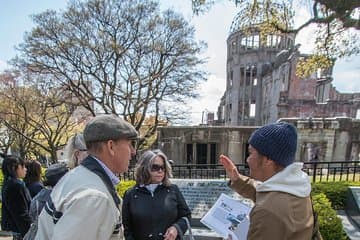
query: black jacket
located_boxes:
[1,177,32,236]
[122,184,191,240]
[26,181,44,198]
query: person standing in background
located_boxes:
[24,160,44,198]
[23,163,69,240]
[63,133,88,169]
[28,163,69,221]
[1,155,32,239]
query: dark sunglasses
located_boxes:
[150,164,165,172]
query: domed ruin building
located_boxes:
[156,9,360,165]
[216,11,360,126]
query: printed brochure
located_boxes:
[200,193,252,240]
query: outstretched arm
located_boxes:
[219,155,257,201]
[219,155,241,182]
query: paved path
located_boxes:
[338,210,360,240]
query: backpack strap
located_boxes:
[44,197,63,224]
[44,156,121,227]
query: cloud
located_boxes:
[332,55,360,92]
[187,74,226,125]
[333,69,360,92]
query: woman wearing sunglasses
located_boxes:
[122,150,191,240]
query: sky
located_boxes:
[0,0,359,125]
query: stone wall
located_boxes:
[157,117,360,164]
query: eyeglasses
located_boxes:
[150,164,165,172]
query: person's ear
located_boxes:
[263,156,275,167]
[267,158,283,172]
[107,140,116,156]
[74,150,80,158]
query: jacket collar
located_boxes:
[81,156,120,208]
[256,162,311,197]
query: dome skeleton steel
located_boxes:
[229,2,294,35]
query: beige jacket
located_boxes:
[35,165,123,240]
[230,162,313,240]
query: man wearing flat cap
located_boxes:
[220,122,314,240]
[36,114,138,240]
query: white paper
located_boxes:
[200,193,252,240]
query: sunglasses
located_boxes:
[150,164,165,172]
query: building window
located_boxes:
[266,35,272,47]
[250,103,256,117]
[317,68,322,79]
[357,109,360,119]
[253,35,259,48]
[241,37,246,47]
[196,144,207,164]
[232,40,237,54]
[186,144,193,164]
[210,143,216,165]
[316,84,325,103]
[228,70,233,87]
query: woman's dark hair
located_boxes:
[1,155,26,179]
[24,160,42,186]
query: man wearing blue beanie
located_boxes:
[220,122,314,240]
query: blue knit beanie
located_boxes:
[249,122,297,167]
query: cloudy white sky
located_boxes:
[0,0,359,125]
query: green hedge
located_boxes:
[312,181,360,210]
[312,193,348,240]
[116,180,136,198]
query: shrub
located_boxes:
[116,180,136,198]
[312,181,360,210]
[312,193,348,240]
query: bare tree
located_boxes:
[14,0,206,147]
[0,71,87,162]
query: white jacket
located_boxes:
[35,163,122,240]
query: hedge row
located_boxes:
[312,193,348,240]
[312,181,360,210]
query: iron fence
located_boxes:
[120,161,360,183]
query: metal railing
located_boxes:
[120,161,360,182]
[302,161,360,182]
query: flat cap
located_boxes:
[84,114,138,142]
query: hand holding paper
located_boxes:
[200,193,252,240]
